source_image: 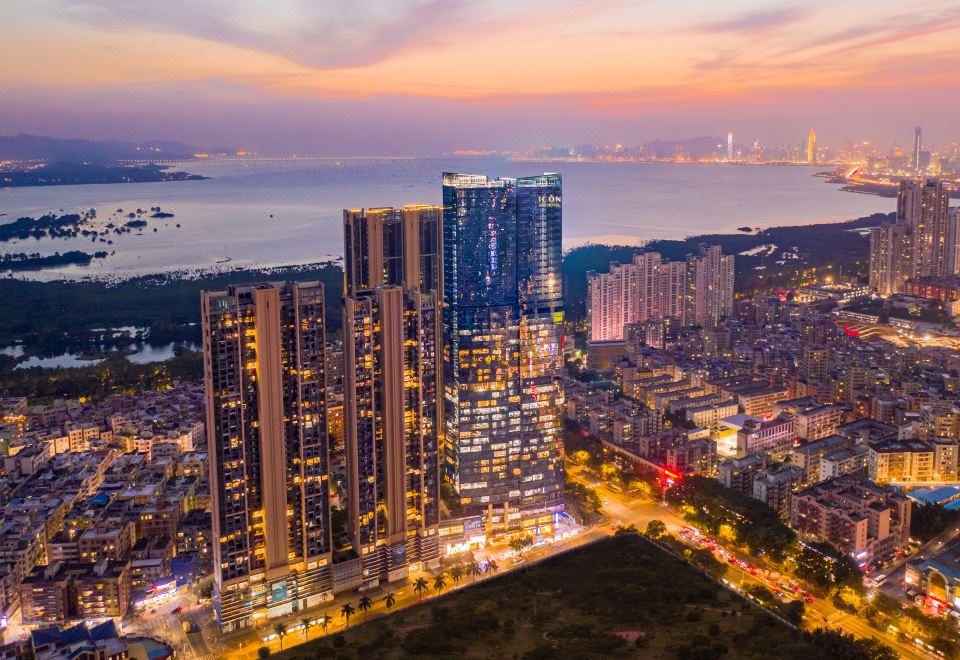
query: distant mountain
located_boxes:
[0,133,202,163]
[642,136,725,159]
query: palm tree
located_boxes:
[340,602,355,627]
[433,572,447,595]
[358,595,373,622]
[487,559,499,574]
[450,564,464,584]
[383,592,397,611]
[273,623,287,651]
[413,576,429,601]
[468,560,481,582]
[320,615,330,636]
[300,617,311,638]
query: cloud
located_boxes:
[694,5,811,34]
[784,4,960,56]
[52,0,475,69]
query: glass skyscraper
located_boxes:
[442,173,564,533]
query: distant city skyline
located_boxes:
[3,1,960,154]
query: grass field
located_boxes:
[272,534,890,660]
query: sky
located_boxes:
[2,0,960,154]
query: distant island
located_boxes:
[0,161,207,187]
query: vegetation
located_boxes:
[910,503,960,543]
[0,262,343,357]
[787,542,862,595]
[274,535,894,660]
[0,349,202,402]
[667,475,797,561]
[561,212,891,322]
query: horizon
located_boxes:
[3,1,960,154]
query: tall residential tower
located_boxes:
[441,173,564,532]
[687,245,735,328]
[342,206,443,585]
[869,179,954,295]
[202,282,332,631]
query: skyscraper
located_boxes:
[341,206,442,586]
[868,179,954,295]
[807,129,816,165]
[202,282,331,632]
[727,131,734,161]
[687,245,735,328]
[342,287,441,585]
[914,126,923,172]
[868,221,913,296]
[587,252,687,341]
[343,205,442,295]
[901,179,951,278]
[442,173,564,533]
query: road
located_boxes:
[124,463,942,660]
[223,525,608,659]
[566,465,937,660]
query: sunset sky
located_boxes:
[3,0,960,153]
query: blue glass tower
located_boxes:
[442,173,564,533]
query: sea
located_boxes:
[0,157,886,281]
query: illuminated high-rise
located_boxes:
[342,206,442,586]
[727,131,734,161]
[914,126,923,172]
[587,252,687,341]
[869,179,954,294]
[686,245,735,328]
[807,129,816,165]
[868,221,912,296]
[900,179,951,278]
[343,205,442,295]
[442,173,564,532]
[202,282,332,632]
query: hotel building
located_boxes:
[441,173,564,532]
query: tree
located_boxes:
[414,577,429,601]
[646,519,667,539]
[273,624,287,651]
[509,537,532,556]
[433,572,447,595]
[358,595,372,622]
[340,602,355,626]
[488,559,499,574]
[320,615,330,635]
[257,647,271,659]
[783,600,805,625]
[468,561,481,581]
[383,592,396,610]
[450,564,464,584]
[300,617,311,638]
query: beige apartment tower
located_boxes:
[202,282,332,632]
[342,206,442,586]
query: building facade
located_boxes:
[789,475,911,565]
[342,208,443,586]
[587,252,687,341]
[870,180,955,295]
[687,245,735,328]
[202,282,332,631]
[442,173,564,532]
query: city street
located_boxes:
[119,464,946,660]
[567,466,937,660]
